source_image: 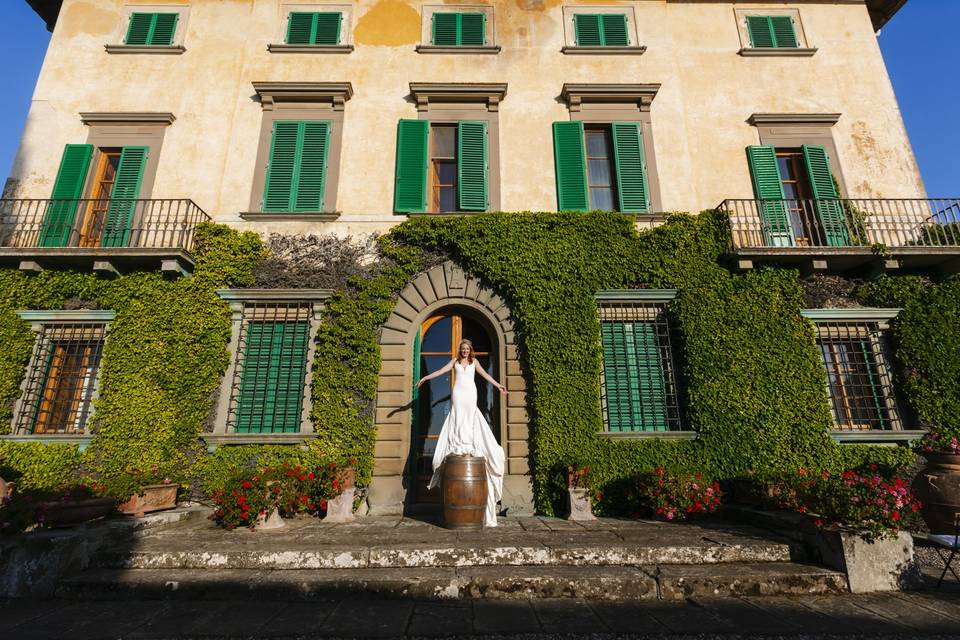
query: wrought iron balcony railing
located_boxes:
[720,198,960,251]
[0,198,210,253]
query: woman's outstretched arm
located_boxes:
[416,359,455,388]
[474,361,507,394]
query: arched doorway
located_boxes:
[410,309,501,503]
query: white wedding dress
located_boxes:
[426,360,505,527]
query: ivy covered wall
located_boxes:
[0,213,955,516]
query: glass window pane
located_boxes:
[585,130,609,157]
[437,162,457,185]
[439,187,456,212]
[432,126,456,158]
[590,187,614,211]
[460,318,492,352]
[588,159,612,186]
[421,316,452,352]
[777,156,794,180]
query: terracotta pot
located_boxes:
[912,452,960,534]
[36,497,116,528]
[567,487,595,521]
[118,484,178,518]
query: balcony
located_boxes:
[720,198,960,276]
[0,198,210,277]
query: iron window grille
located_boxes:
[812,320,903,432]
[226,303,312,434]
[598,300,683,433]
[16,323,106,435]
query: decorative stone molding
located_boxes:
[739,48,817,57]
[409,83,508,113]
[800,308,901,322]
[15,310,116,326]
[415,45,501,54]
[104,45,186,55]
[595,289,678,302]
[80,112,176,126]
[560,83,660,113]
[561,46,646,55]
[748,113,841,126]
[267,44,354,54]
[253,82,354,111]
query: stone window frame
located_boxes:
[594,290,693,440]
[268,3,355,54]
[734,7,817,57]
[408,83,507,214]
[560,83,663,214]
[206,289,332,447]
[800,308,924,445]
[748,113,848,196]
[560,5,646,55]
[243,82,353,220]
[417,5,500,54]
[4,310,116,445]
[105,4,190,55]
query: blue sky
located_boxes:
[0,1,956,196]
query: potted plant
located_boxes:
[323,462,356,523]
[116,466,179,518]
[635,468,722,521]
[566,465,596,521]
[912,429,960,534]
[34,485,117,528]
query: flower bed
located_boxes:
[915,428,960,455]
[634,468,722,521]
[208,462,340,529]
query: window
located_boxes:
[263,121,331,213]
[286,12,342,45]
[596,292,683,434]
[553,121,649,213]
[210,290,328,442]
[394,116,491,213]
[746,15,798,49]
[125,12,178,45]
[247,83,352,218]
[746,144,847,247]
[574,14,629,46]
[418,6,497,52]
[10,312,114,437]
[803,311,905,434]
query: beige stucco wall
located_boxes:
[8,0,925,234]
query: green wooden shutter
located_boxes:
[432,13,458,45]
[859,340,888,430]
[601,322,667,432]
[286,12,316,44]
[235,321,309,434]
[293,122,331,212]
[574,15,602,46]
[600,14,629,46]
[125,13,154,45]
[460,13,485,45]
[150,13,179,46]
[802,145,848,247]
[611,122,649,213]
[746,16,775,48]
[746,145,794,247]
[314,12,342,45]
[770,16,798,48]
[457,121,488,212]
[39,144,93,248]
[102,146,147,247]
[553,121,588,211]
[263,122,300,212]
[394,119,429,213]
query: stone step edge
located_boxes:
[58,563,848,601]
[92,542,796,570]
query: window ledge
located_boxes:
[267,44,354,54]
[0,434,92,449]
[738,47,817,57]
[240,212,340,222]
[105,44,186,55]
[830,430,926,444]
[561,46,647,56]
[598,431,697,440]
[202,434,314,449]
[415,45,501,54]
[404,212,487,217]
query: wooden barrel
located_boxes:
[441,454,488,530]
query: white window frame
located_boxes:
[106,4,190,53]
[269,3,355,52]
[418,5,499,53]
[561,6,644,54]
[734,7,817,56]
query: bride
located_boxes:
[416,339,507,527]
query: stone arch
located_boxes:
[367,261,533,516]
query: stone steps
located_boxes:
[91,540,795,570]
[56,562,848,602]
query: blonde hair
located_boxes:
[457,339,475,364]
